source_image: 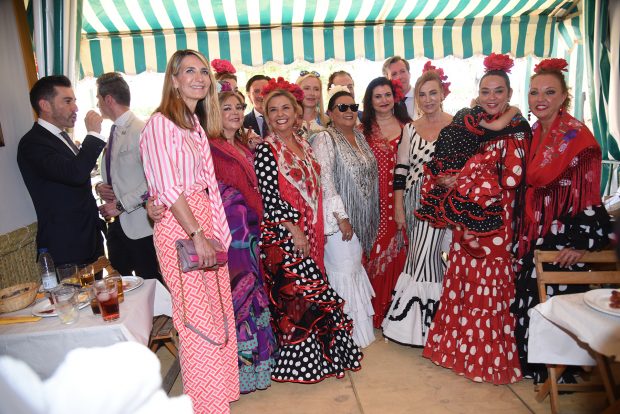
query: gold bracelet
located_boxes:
[190,226,203,238]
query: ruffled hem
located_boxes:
[326,267,376,348]
[422,251,522,385]
[271,332,363,383]
[382,278,442,346]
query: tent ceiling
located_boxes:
[80,0,581,78]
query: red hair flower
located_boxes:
[422,61,451,97]
[534,58,569,74]
[261,77,305,104]
[391,79,405,102]
[483,53,514,73]
[211,59,236,74]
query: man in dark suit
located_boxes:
[17,75,107,266]
[243,75,271,137]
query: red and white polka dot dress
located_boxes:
[364,133,407,329]
[423,129,529,385]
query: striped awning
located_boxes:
[80,0,581,78]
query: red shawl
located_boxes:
[518,112,602,257]
[208,137,263,218]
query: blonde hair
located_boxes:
[413,71,444,115]
[156,49,222,137]
[295,73,329,126]
[263,89,303,131]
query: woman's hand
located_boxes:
[146,197,167,223]
[289,225,310,257]
[395,203,406,230]
[554,247,586,268]
[436,174,457,189]
[338,219,353,241]
[193,232,218,269]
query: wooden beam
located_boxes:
[13,0,38,92]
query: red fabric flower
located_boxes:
[289,167,303,182]
[422,61,451,97]
[534,58,569,74]
[391,79,405,102]
[211,59,236,74]
[483,53,514,73]
[261,77,305,104]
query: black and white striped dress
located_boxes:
[382,124,447,346]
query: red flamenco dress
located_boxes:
[255,133,362,383]
[423,114,531,384]
[364,125,408,329]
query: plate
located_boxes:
[583,289,620,317]
[31,299,89,318]
[121,276,144,293]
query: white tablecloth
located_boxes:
[528,292,620,366]
[0,279,172,379]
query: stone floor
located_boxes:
[157,330,611,413]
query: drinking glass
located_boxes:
[106,275,124,303]
[52,285,80,324]
[78,264,95,287]
[93,279,120,322]
[57,264,80,287]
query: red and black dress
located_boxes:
[255,133,362,383]
[423,113,531,385]
[511,111,611,383]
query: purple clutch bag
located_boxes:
[176,239,228,273]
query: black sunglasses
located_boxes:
[300,70,320,77]
[336,103,359,112]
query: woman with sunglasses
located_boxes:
[296,71,329,139]
[311,88,379,348]
[381,64,453,347]
[146,89,277,394]
[359,77,412,329]
[255,77,362,383]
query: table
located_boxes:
[528,292,620,413]
[0,279,172,379]
[528,292,620,365]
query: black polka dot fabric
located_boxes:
[254,142,363,383]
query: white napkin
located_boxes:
[0,342,192,414]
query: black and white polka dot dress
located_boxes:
[255,142,363,383]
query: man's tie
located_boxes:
[60,131,80,155]
[105,125,116,184]
[258,115,269,138]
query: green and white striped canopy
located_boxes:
[80,0,580,78]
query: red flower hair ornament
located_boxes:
[211,59,236,74]
[534,58,569,74]
[483,53,514,73]
[391,79,405,102]
[422,61,451,97]
[261,77,305,104]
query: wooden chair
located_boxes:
[534,249,620,413]
[90,256,121,277]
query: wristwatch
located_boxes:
[115,200,125,213]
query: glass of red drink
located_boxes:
[93,279,120,322]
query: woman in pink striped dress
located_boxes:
[140,49,239,413]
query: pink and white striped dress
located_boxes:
[140,112,239,413]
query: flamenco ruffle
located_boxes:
[422,246,522,385]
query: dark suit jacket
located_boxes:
[243,111,261,136]
[17,123,106,265]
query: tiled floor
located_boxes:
[158,330,611,413]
